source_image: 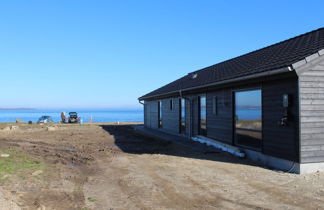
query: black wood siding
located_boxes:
[206,90,233,144]
[262,77,299,162]
[144,72,299,162]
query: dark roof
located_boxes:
[139,28,324,100]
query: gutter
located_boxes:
[139,66,293,100]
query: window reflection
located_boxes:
[158,100,162,128]
[180,98,186,133]
[199,95,207,136]
[235,89,262,149]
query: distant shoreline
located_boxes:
[0,108,35,110]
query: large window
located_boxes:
[199,95,207,136]
[179,98,186,133]
[158,100,162,128]
[234,89,262,149]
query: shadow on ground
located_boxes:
[100,125,265,169]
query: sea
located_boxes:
[0,109,143,123]
[0,108,260,123]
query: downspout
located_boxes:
[179,90,193,139]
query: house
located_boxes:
[138,28,324,174]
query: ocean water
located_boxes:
[0,109,143,123]
[235,108,261,120]
[0,108,260,123]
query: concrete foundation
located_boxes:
[298,162,324,174]
[191,136,324,174]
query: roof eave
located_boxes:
[138,66,293,101]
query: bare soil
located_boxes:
[0,124,324,210]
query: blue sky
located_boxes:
[0,0,323,109]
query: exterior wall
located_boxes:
[262,77,299,161]
[160,98,180,134]
[144,100,159,129]
[295,54,324,163]
[143,72,299,162]
[204,74,299,161]
[145,98,180,134]
[206,90,233,144]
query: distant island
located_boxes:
[0,108,35,110]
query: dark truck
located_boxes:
[68,112,80,123]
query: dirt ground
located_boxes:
[0,124,324,210]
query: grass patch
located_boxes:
[0,149,46,180]
[87,197,97,202]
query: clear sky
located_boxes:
[0,0,323,109]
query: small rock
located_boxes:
[0,153,10,157]
[2,174,11,179]
[10,125,19,130]
[46,127,55,131]
[32,170,43,176]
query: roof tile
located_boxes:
[140,28,324,100]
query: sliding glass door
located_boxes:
[234,89,262,149]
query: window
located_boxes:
[213,96,218,115]
[179,98,186,133]
[170,99,173,110]
[199,95,207,136]
[234,89,262,149]
[158,100,162,128]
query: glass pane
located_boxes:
[200,96,207,136]
[180,98,185,133]
[235,89,262,149]
[159,100,163,128]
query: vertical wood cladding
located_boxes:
[297,56,324,163]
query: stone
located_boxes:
[32,170,43,176]
[0,154,10,158]
[46,127,56,131]
[10,125,19,130]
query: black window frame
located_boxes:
[233,88,262,151]
[170,99,173,110]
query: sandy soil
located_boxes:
[0,124,323,210]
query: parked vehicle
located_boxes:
[68,112,80,123]
[37,116,54,124]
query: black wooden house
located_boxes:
[139,28,324,173]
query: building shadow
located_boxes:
[99,125,267,169]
